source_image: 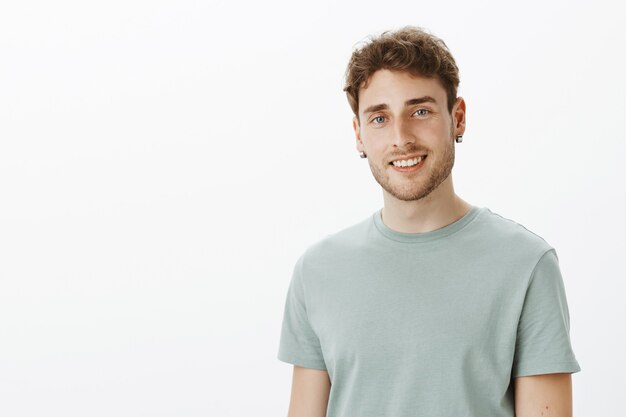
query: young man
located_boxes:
[277,26,581,417]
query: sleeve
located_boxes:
[277,253,327,370]
[512,248,581,377]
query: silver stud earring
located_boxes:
[455,135,463,143]
[359,151,367,158]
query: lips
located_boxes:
[389,154,427,164]
[389,155,427,166]
[389,155,427,172]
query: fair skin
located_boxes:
[515,373,574,417]
[285,68,574,416]
[353,68,470,233]
[286,366,330,417]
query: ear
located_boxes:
[353,116,365,153]
[452,97,466,137]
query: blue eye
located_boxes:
[371,109,429,125]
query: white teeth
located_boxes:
[392,156,423,167]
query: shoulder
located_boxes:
[298,213,373,269]
[475,207,555,256]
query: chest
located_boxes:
[307,260,524,379]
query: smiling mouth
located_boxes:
[389,155,427,168]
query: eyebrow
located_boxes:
[362,96,438,116]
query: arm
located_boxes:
[286,365,331,417]
[514,372,573,417]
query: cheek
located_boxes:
[428,120,450,133]
[362,135,386,152]
[428,123,453,143]
[363,128,387,141]
[410,121,446,139]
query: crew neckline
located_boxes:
[372,205,483,243]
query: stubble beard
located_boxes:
[368,129,456,202]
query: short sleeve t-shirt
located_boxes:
[277,205,581,417]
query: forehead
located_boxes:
[358,69,446,114]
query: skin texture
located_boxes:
[515,373,573,417]
[285,68,574,416]
[286,366,330,417]
[352,69,471,233]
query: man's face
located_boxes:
[353,69,465,202]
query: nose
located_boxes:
[392,117,416,148]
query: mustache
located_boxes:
[388,148,429,159]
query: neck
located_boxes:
[380,175,472,234]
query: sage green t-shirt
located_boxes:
[277,205,581,416]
